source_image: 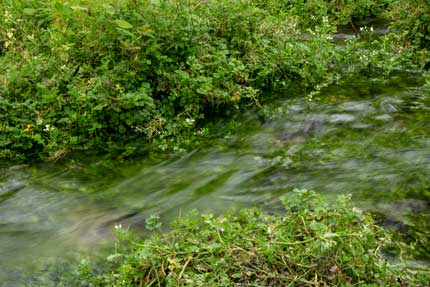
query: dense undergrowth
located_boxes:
[1,0,427,164]
[39,190,429,286]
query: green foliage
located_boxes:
[55,190,428,286]
[388,0,430,68]
[255,0,393,27]
[145,214,162,231]
[0,0,415,164]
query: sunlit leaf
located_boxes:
[23,8,37,15]
[114,19,133,30]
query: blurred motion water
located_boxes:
[1,75,429,285]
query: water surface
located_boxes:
[1,75,429,285]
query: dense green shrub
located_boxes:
[0,0,329,162]
[0,0,419,164]
[48,190,429,286]
[254,0,393,27]
[388,0,430,68]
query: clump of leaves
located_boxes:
[64,190,428,286]
[255,0,393,28]
[387,0,430,68]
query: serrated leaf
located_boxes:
[114,19,133,30]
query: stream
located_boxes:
[1,74,429,285]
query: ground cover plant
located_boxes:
[0,0,422,164]
[44,190,429,286]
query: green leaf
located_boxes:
[145,215,162,231]
[114,19,134,30]
[23,8,37,15]
[323,232,338,239]
[54,2,62,11]
[33,133,43,144]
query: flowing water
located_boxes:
[1,75,429,285]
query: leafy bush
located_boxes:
[254,0,393,27]
[0,0,327,162]
[0,0,412,164]
[388,0,430,68]
[51,190,428,286]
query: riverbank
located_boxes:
[35,191,429,286]
[1,0,426,165]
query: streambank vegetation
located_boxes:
[1,0,428,164]
[41,191,430,286]
[1,0,430,285]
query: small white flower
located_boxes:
[114,224,122,230]
[44,124,51,132]
[185,118,195,124]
